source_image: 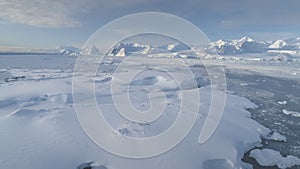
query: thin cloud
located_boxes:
[0,0,83,28]
[0,0,156,28]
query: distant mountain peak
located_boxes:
[269,40,288,49]
[54,45,79,56]
[239,36,254,42]
[80,45,101,55]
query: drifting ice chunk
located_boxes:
[282,109,300,118]
[278,101,287,105]
[250,149,300,169]
[265,131,286,142]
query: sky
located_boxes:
[1,0,300,49]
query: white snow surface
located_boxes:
[0,55,297,169]
[250,149,300,169]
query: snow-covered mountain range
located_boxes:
[106,42,190,57]
[207,37,268,55]
[2,37,300,57]
[104,37,300,58]
[104,37,300,57]
[54,46,79,56]
[53,45,101,56]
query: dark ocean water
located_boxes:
[225,70,300,169]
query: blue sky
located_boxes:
[1,0,300,49]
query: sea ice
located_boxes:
[250,149,300,169]
[0,56,295,169]
[282,109,300,118]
